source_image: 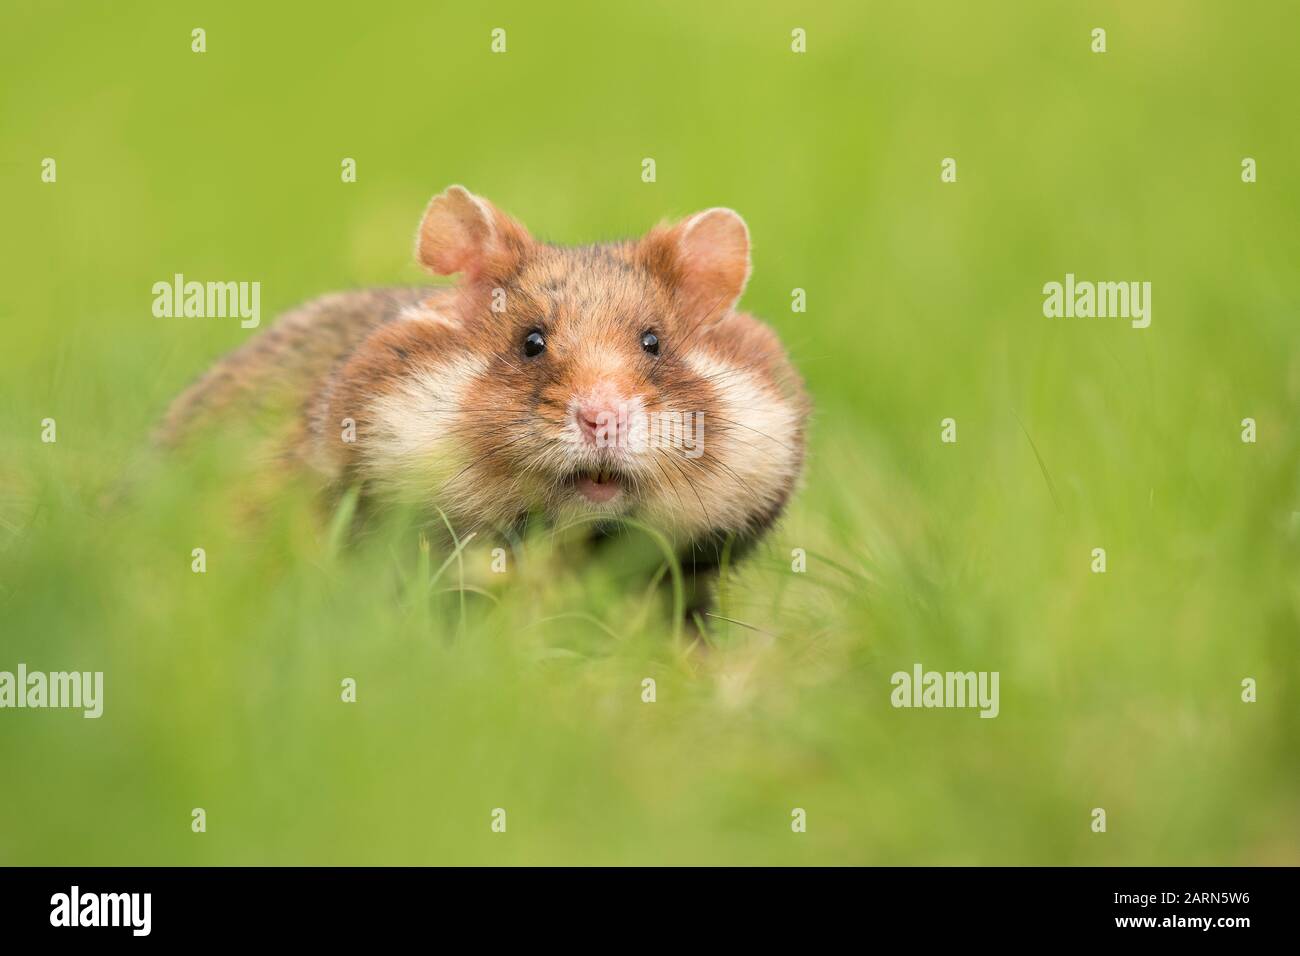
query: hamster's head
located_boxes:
[346,186,806,544]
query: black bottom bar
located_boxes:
[0,867,1284,942]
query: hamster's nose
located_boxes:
[574,385,628,447]
[576,406,602,436]
[575,401,618,446]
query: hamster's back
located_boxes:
[155,287,435,447]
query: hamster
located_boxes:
[160,186,810,617]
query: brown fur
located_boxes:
[155,288,430,447]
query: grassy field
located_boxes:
[1,0,1298,865]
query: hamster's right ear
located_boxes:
[415,186,531,281]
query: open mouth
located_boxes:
[566,466,625,504]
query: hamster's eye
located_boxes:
[523,330,546,358]
[640,331,660,356]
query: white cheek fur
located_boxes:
[361,355,487,498]
[637,352,801,538]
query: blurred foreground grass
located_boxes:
[1,0,1298,864]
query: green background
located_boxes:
[1,0,1297,864]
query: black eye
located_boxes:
[640,331,660,356]
[523,330,546,358]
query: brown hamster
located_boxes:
[160,186,810,616]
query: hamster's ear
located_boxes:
[415,185,531,280]
[640,207,751,317]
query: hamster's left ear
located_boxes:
[415,185,532,281]
[641,207,751,318]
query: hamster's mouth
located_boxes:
[565,467,626,505]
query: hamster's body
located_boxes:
[160,187,809,617]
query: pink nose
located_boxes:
[575,388,627,446]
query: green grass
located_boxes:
[1,0,1298,865]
